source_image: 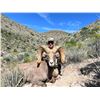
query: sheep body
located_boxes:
[18,61,48,86]
[18,45,65,86]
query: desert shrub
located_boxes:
[65,40,77,47]
[66,47,88,63]
[3,54,17,63]
[1,67,24,87]
[13,48,18,54]
[2,51,37,65]
[80,27,91,40]
[23,52,36,63]
[85,35,100,58]
[65,39,88,63]
[17,53,24,62]
[23,55,33,63]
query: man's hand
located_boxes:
[37,60,41,67]
[37,60,41,64]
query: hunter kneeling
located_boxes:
[37,38,65,83]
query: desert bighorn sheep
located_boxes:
[18,61,48,87]
[37,45,65,82]
[18,45,65,86]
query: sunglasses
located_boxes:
[48,41,54,44]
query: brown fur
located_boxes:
[36,45,65,82]
[18,45,65,86]
[37,45,65,64]
[18,61,48,87]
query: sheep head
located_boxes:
[37,45,65,67]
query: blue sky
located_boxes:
[3,13,100,33]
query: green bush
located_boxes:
[65,40,77,47]
[23,52,36,63]
[23,56,33,63]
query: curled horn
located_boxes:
[55,46,65,64]
[40,45,49,53]
[37,45,49,64]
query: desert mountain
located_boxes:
[1,14,100,56]
[74,19,100,41]
[1,15,70,53]
[1,14,40,53]
[1,14,70,64]
[40,30,71,45]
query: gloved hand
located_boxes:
[37,60,41,67]
[37,59,41,64]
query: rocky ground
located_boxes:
[23,58,100,87]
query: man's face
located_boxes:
[48,41,54,49]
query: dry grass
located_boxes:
[1,67,24,87]
[66,47,88,63]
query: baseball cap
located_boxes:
[48,37,54,42]
[47,37,54,44]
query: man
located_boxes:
[47,37,54,49]
[42,38,55,58]
[49,38,62,76]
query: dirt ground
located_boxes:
[23,57,100,87]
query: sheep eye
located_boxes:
[45,55,49,59]
[55,53,59,58]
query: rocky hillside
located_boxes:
[1,14,42,65]
[1,15,40,53]
[1,14,100,63]
[1,15,70,53]
[88,20,100,30]
[1,14,70,64]
[74,19,100,41]
[41,30,71,45]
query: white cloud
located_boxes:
[37,13,54,25]
[66,21,81,27]
[58,21,81,30]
